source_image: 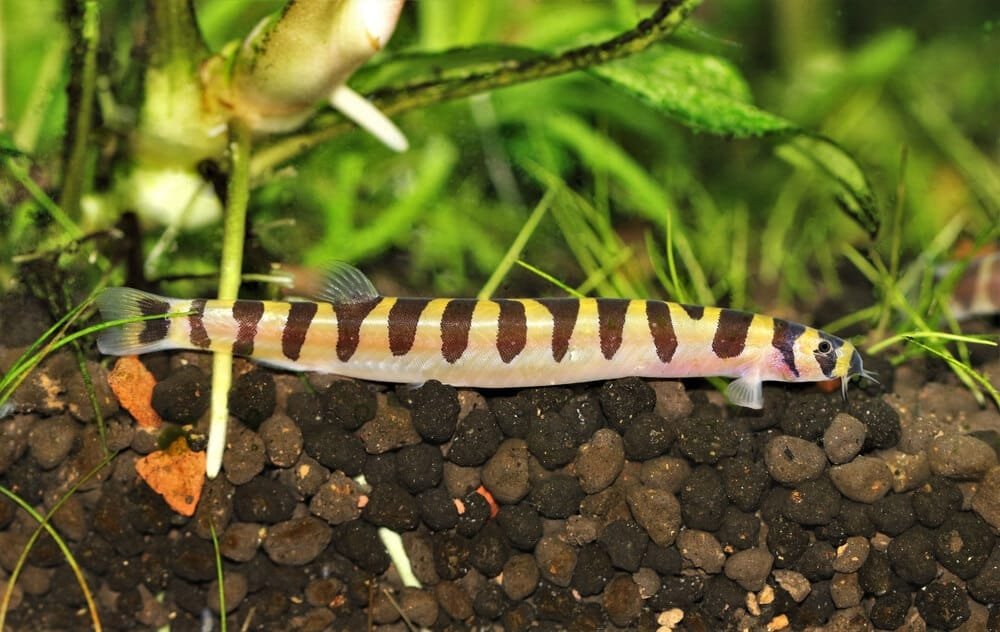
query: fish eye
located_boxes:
[817,340,832,354]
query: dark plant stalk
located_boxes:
[251,0,703,177]
[58,0,99,220]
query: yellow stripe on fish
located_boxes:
[94,263,868,409]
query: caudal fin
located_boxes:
[95,287,177,356]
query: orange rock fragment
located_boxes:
[107,356,163,429]
[815,378,841,394]
[135,437,206,516]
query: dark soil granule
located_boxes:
[228,369,276,429]
[491,396,533,439]
[794,541,836,581]
[150,364,210,423]
[674,413,741,464]
[473,582,509,620]
[456,490,490,537]
[717,506,760,551]
[528,474,584,519]
[362,451,397,485]
[648,574,705,610]
[302,426,365,475]
[847,394,901,450]
[789,580,834,628]
[285,391,323,428]
[170,532,217,581]
[622,411,674,460]
[888,525,937,586]
[766,515,810,568]
[598,520,649,572]
[832,499,877,538]
[233,476,297,523]
[497,503,543,551]
[868,492,915,536]
[912,475,964,527]
[532,582,575,623]
[363,483,420,531]
[680,465,726,531]
[526,409,582,469]
[447,408,502,466]
[334,521,389,574]
[699,574,745,621]
[642,542,682,576]
[934,512,993,579]
[432,533,471,580]
[470,522,510,576]
[322,380,376,430]
[780,392,840,440]
[559,394,605,442]
[598,377,656,431]
[916,582,971,630]
[572,542,614,596]
[968,546,1000,604]
[736,386,786,430]
[395,442,443,492]
[721,455,770,512]
[602,574,641,627]
[783,477,842,526]
[858,549,894,597]
[406,380,460,443]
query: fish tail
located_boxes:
[95,287,178,355]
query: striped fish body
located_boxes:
[947,252,1000,320]
[95,265,864,409]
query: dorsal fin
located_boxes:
[314,261,380,304]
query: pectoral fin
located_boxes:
[726,375,764,409]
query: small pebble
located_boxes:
[828,456,893,503]
[765,435,827,484]
[830,572,862,608]
[847,396,901,450]
[632,566,661,598]
[572,542,614,596]
[28,416,78,469]
[888,526,937,585]
[782,477,841,525]
[916,582,970,630]
[408,380,460,443]
[263,516,332,566]
[403,532,440,585]
[526,409,582,469]
[598,520,649,572]
[308,471,364,525]
[878,448,931,492]
[482,439,531,503]
[501,554,539,600]
[832,536,869,574]
[823,413,866,464]
[622,411,675,460]
[151,365,210,423]
[302,426,366,476]
[933,512,993,579]
[442,462,480,498]
[967,545,1000,604]
[363,483,420,531]
[277,454,329,498]
[435,581,474,621]
[223,427,266,485]
[913,475,963,528]
[395,443,443,493]
[356,403,421,454]
[304,577,345,607]
[626,487,681,546]
[971,465,1000,529]
[599,377,656,431]
[206,572,248,614]
[322,380,376,430]
[869,588,910,629]
[575,428,625,493]
[228,369,276,429]
[680,465,726,531]
[447,408,502,466]
[639,455,690,494]
[674,414,740,464]
[399,587,439,628]
[497,504,542,551]
[258,414,303,468]
[724,547,773,591]
[602,575,642,627]
[219,522,263,562]
[529,475,583,519]
[772,569,811,602]
[533,535,577,587]
[868,492,914,536]
[649,380,694,419]
[233,477,297,524]
[676,529,725,573]
[722,455,770,511]
[927,434,998,479]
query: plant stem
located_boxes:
[251,0,703,177]
[59,0,100,221]
[206,120,252,480]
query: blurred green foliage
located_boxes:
[2,0,998,318]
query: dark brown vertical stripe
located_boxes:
[188,299,210,349]
[537,299,579,362]
[440,299,477,363]
[646,301,677,363]
[597,299,630,360]
[953,258,981,311]
[712,309,754,359]
[332,298,382,362]
[495,300,527,363]
[282,301,317,361]
[814,332,843,378]
[989,255,1000,310]
[232,300,265,356]
[388,298,429,356]
[137,296,171,344]
[771,318,805,378]
[681,304,704,320]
